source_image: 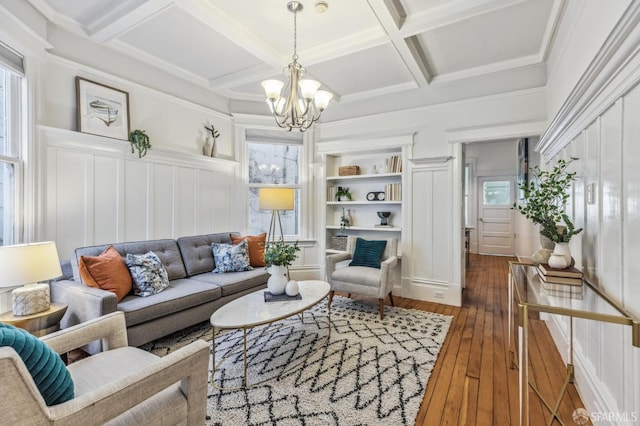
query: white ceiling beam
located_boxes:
[399,0,529,37]
[538,0,566,63]
[88,0,175,43]
[367,0,431,87]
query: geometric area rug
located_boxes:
[141,296,452,425]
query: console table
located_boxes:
[508,262,639,426]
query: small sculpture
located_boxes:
[377,211,391,226]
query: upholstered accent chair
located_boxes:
[326,236,398,319]
[0,311,209,425]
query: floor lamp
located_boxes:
[259,187,295,245]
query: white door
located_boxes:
[478,177,515,255]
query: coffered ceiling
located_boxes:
[27,0,561,122]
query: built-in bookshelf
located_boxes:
[323,150,405,254]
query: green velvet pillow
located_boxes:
[350,238,387,269]
[0,323,74,406]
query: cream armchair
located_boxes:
[1,311,209,425]
[326,236,398,319]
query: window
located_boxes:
[0,43,25,246]
[482,180,511,205]
[246,131,303,238]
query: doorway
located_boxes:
[477,177,515,255]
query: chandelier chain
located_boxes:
[292,8,298,62]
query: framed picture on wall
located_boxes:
[76,77,130,140]
[517,138,529,200]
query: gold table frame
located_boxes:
[508,262,639,426]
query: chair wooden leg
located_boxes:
[379,299,384,320]
[328,290,334,308]
[347,293,351,298]
[388,293,395,307]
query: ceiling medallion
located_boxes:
[261,1,333,132]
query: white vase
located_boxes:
[553,242,571,265]
[203,137,215,157]
[267,265,288,295]
[548,252,568,269]
[285,280,299,296]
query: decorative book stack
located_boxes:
[537,263,584,298]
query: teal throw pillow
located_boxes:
[0,323,74,406]
[350,238,387,269]
[212,239,253,273]
[125,251,170,297]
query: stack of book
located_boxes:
[537,263,584,298]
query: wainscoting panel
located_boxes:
[542,83,640,419]
[150,163,174,239]
[124,160,150,242]
[93,156,121,244]
[407,160,457,305]
[41,127,239,260]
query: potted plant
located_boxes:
[264,240,300,294]
[335,187,352,201]
[129,129,151,158]
[513,158,583,266]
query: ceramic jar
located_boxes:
[267,265,288,295]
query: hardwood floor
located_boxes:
[392,254,586,425]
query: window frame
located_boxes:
[239,125,314,243]
[0,68,24,246]
[246,140,303,239]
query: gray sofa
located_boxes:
[51,232,268,353]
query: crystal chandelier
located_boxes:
[261,1,333,132]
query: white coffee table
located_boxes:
[210,280,331,389]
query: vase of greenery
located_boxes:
[129,129,151,158]
[203,124,220,157]
[513,158,583,266]
[264,240,300,294]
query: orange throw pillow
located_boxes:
[230,233,266,267]
[78,246,133,302]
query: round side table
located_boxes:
[0,303,68,337]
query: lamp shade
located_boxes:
[259,188,295,211]
[0,242,62,288]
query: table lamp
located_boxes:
[0,242,62,316]
[259,187,295,244]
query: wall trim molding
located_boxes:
[316,134,414,155]
[537,1,640,157]
[39,126,238,172]
[410,156,453,165]
[446,118,548,143]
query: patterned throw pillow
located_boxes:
[350,238,387,269]
[212,239,253,273]
[125,251,170,297]
[0,323,74,406]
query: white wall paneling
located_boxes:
[40,126,239,260]
[539,18,640,416]
[405,156,460,307]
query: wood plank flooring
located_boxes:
[393,254,586,425]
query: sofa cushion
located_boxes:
[176,232,239,276]
[78,246,132,302]
[125,251,170,297]
[230,233,267,267]
[188,268,268,297]
[212,240,253,273]
[71,240,187,282]
[117,278,221,326]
